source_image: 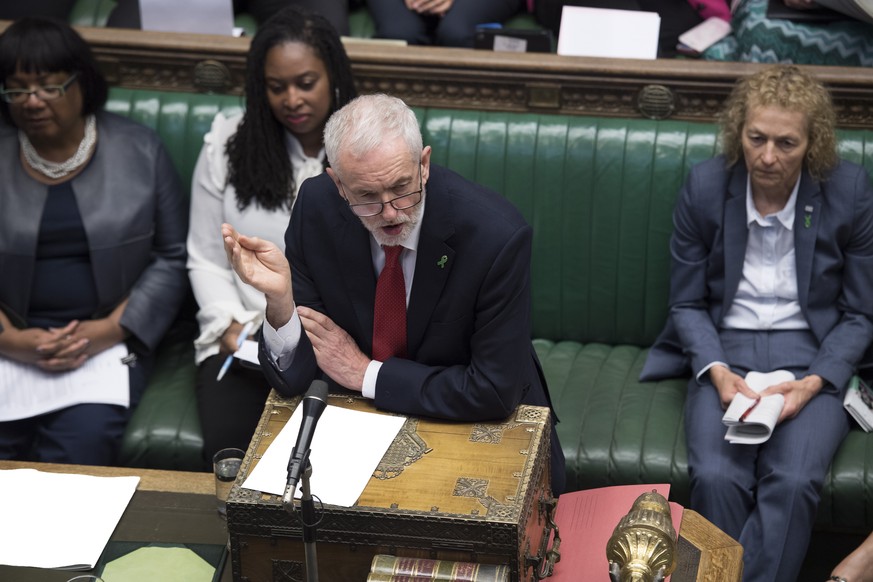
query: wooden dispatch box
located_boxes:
[227,390,559,582]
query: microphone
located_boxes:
[283,380,329,507]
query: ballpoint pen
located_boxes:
[739,397,761,422]
[216,321,254,381]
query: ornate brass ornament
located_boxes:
[637,85,675,120]
[606,490,677,582]
[193,59,232,93]
[373,419,430,479]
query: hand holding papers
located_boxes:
[242,401,406,507]
[722,370,794,444]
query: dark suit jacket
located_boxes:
[0,112,188,354]
[260,165,565,491]
[641,156,873,389]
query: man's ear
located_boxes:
[421,145,432,184]
[326,167,343,196]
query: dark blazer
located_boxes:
[0,112,188,354]
[641,156,873,388]
[260,165,565,491]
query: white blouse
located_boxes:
[186,112,325,363]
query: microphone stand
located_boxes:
[285,461,319,582]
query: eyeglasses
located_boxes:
[340,161,423,218]
[0,72,79,104]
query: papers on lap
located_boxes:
[721,370,794,445]
[0,343,130,422]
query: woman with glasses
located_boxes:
[186,6,356,463]
[0,18,188,465]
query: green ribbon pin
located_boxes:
[437,255,448,268]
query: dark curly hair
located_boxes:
[0,17,108,127]
[719,64,837,181]
[227,5,356,211]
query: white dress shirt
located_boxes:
[700,175,807,379]
[264,199,425,398]
[187,112,325,364]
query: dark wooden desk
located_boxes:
[0,461,231,582]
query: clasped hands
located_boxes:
[405,0,454,16]
[221,224,369,390]
[0,315,126,373]
[710,365,824,424]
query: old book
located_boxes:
[367,575,441,582]
[844,375,873,432]
[370,554,509,581]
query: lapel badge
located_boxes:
[437,255,448,269]
[804,205,813,229]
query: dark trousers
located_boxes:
[534,0,703,57]
[0,0,77,20]
[0,357,149,466]
[195,354,271,464]
[685,329,850,582]
[367,0,523,47]
[108,0,351,36]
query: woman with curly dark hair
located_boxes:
[187,5,356,462]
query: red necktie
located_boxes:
[372,245,407,361]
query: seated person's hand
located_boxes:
[0,320,87,371]
[73,316,128,358]
[709,364,759,409]
[761,374,824,423]
[220,320,247,356]
[405,0,454,16]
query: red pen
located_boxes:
[739,398,761,422]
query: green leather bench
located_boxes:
[107,87,873,535]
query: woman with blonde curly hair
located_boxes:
[641,64,873,582]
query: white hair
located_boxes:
[324,93,422,177]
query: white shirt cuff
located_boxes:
[362,360,381,399]
[698,361,729,383]
[264,311,302,371]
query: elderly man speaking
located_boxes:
[222,93,565,494]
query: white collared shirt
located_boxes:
[264,198,426,398]
[721,176,808,331]
[699,175,808,380]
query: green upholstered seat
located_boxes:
[105,88,242,470]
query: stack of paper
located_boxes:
[0,469,138,569]
[722,370,793,445]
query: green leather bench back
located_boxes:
[421,111,721,347]
[106,88,244,193]
[108,88,873,350]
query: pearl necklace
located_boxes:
[19,115,97,179]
